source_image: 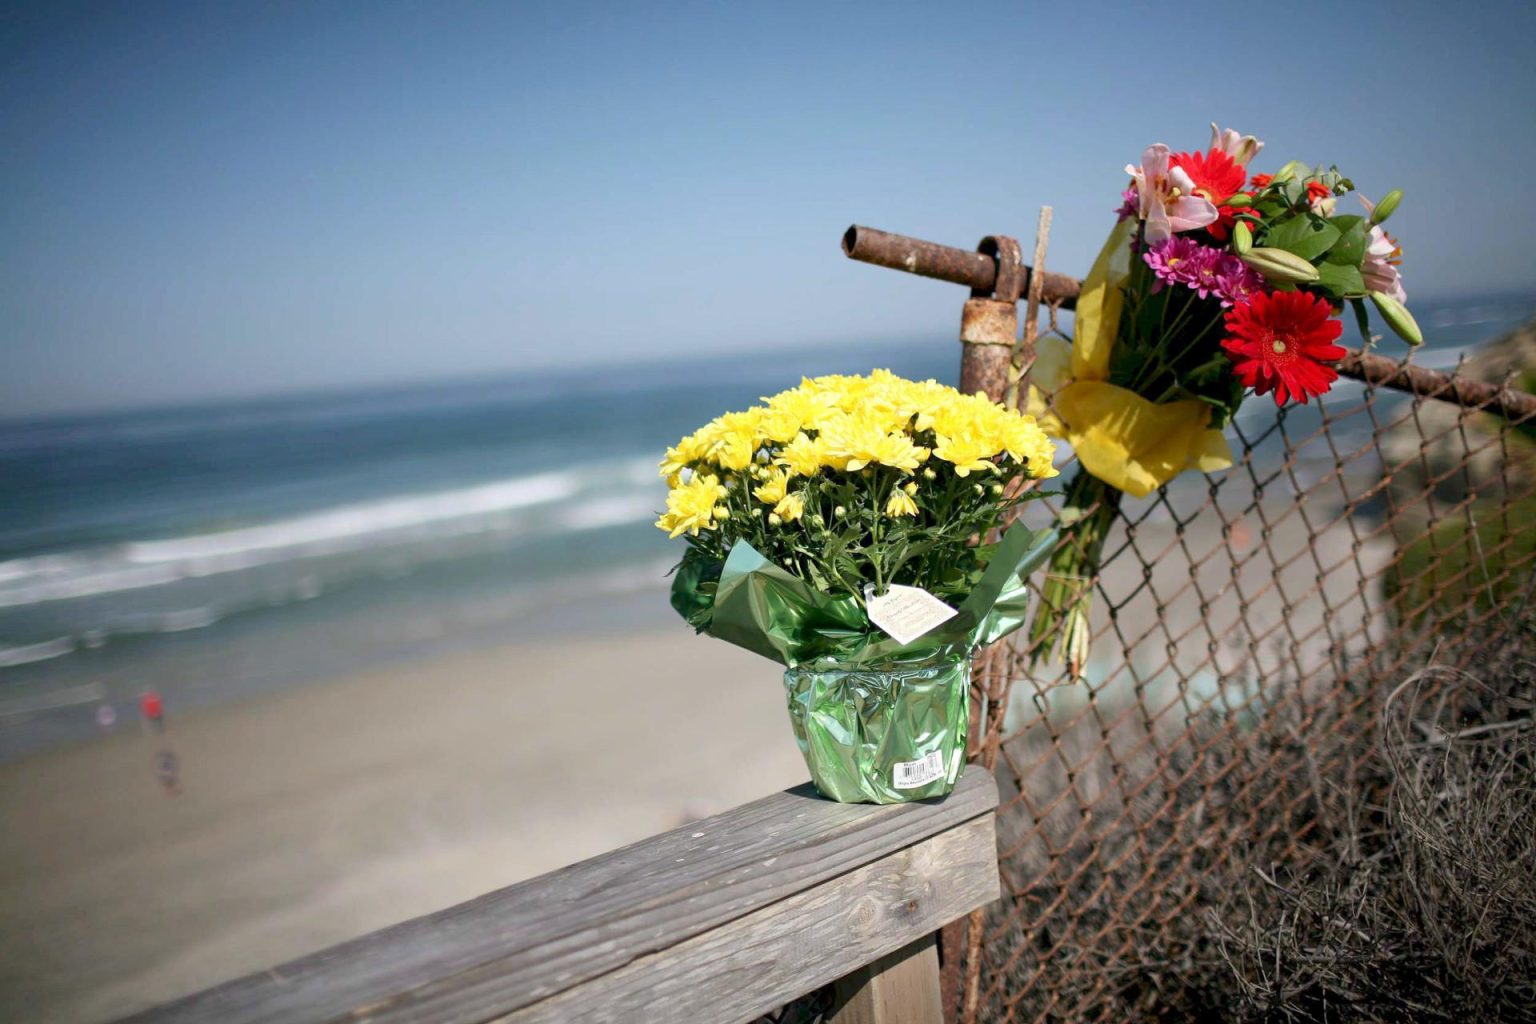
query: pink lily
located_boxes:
[1362,225,1407,302]
[1209,122,1264,165]
[1127,144,1218,244]
[1359,195,1407,302]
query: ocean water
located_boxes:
[2,293,1531,761]
[0,339,960,760]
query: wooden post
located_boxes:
[831,935,944,1024]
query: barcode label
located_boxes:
[892,750,945,790]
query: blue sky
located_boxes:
[3,0,1534,415]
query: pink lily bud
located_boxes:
[1209,122,1264,166]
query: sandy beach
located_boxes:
[0,628,806,1024]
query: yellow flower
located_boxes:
[660,371,1060,548]
[926,393,989,440]
[655,473,728,538]
[801,373,876,409]
[996,414,1059,479]
[931,432,997,477]
[909,390,959,433]
[713,430,756,471]
[760,388,838,442]
[772,492,805,523]
[691,410,763,471]
[753,468,790,505]
[819,413,923,473]
[776,431,827,477]
[658,430,714,483]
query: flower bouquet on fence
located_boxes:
[1026,124,1422,676]
[659,370,1058,803]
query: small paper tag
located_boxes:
[865,584,958,645]
[892,750,946,790]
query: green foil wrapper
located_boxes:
[672,521,1056,803]
[785,649,970,803]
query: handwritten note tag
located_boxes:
[865,584,958,645]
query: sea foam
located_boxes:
[0,457,660,610]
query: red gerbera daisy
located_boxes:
[1172,148,1248,240]
[1249,172,1274,189]
[1221,291,1346,406]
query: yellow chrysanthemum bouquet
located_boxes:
[659,370,1058,803]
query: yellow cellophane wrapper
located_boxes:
[1027,219,1232,499]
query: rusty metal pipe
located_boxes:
[842,224,1536,423]
[842,225,1080,308]
[1336,349,1536,422]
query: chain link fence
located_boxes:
[963,296,1536,1022]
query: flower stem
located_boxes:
[1026,470,1118,677]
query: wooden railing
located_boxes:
[119,769,1000,1024]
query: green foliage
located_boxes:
[1314,259,1364,297]
[1244,170,1393,304]
[1350,297,1374,344]
[1386,497,1536,629]
[1325,214,1368,267]
[1265,214,1340,261]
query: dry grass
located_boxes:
[984,625,1536,1023]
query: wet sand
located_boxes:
[0,630,805,1023]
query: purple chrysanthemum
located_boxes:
[1143,238,1269,307]
[1141,236,1218,293]
[1188,249,1226,300]
[1213,254,1267,308]
[1115,186,1139,221]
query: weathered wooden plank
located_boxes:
[502,815,998,1024]
[830,935,945,1024]
[121,769,998,1024]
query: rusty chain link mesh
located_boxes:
[960,292,1536,1022]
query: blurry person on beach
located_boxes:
[139,690,165,734]
[156,749,181,797]
[138,690,180,794]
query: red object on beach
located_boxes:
[139,690,164,721]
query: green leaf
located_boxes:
[1349,297,1373,345]
[670,546,725,631]
[1314,260,1364,297]
[1254,198,1289,221]
[1325,215,1367,267]
[1265,214,1342,261]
